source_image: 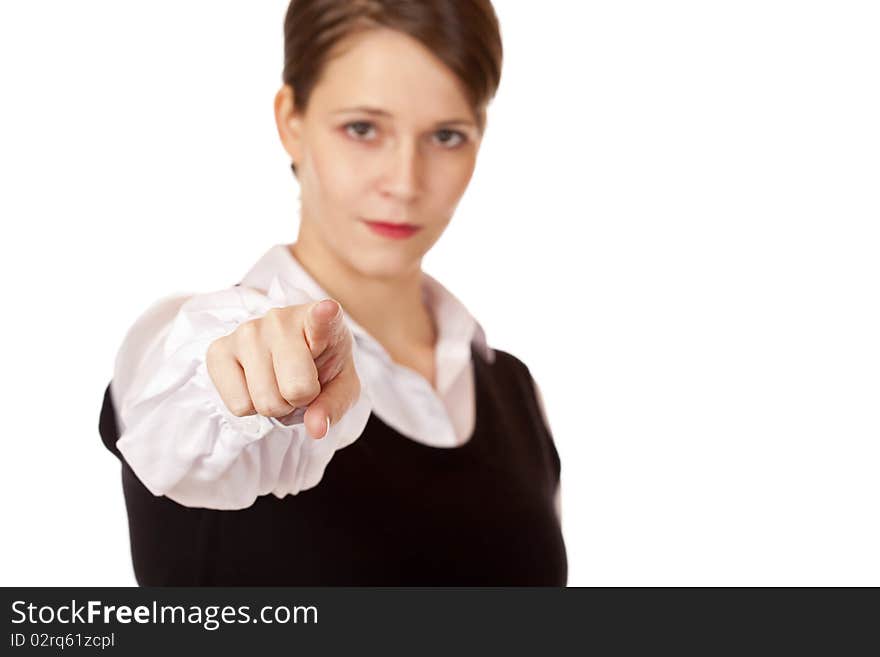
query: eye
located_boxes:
[344,121,377,141]
[434,128,467,148]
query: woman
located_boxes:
[100,0,567,585]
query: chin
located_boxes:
[348,247,423,280]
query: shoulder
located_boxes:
[482,346,534,380]
[480,347,551,426]
[483,347,561,481]
[477,346,545,411]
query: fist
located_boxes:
[205,298,361,439]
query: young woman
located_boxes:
[100,0,567,586]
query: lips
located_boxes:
[363,218,418,228]
[361,218,422,239]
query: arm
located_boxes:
[554,486,562,527]
[110,280,372,510]
[533,377,563,528]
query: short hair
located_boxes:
[282,0,503,177]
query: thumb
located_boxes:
[303,298,344,358]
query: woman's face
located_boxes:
[275,27,484,279]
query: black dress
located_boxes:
[99,343,567,586]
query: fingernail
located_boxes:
[313,416,330,439]
[321,298,340,314]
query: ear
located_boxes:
[274,84,304,164]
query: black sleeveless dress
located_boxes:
[99,343,567,586]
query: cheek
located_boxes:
[308,134,364,208]
[429,155,477,207]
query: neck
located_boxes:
[288,234,437,356]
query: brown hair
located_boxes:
[282,0,503,176]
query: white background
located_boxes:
[1,1,878,586]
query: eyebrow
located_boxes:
[331,105,475,127]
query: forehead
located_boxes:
[310,27,473,122]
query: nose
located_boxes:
[379,138,421,203]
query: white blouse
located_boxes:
[110,244,562,522]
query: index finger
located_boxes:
[303,298,345,358]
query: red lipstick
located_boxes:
[362,219,422,239]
